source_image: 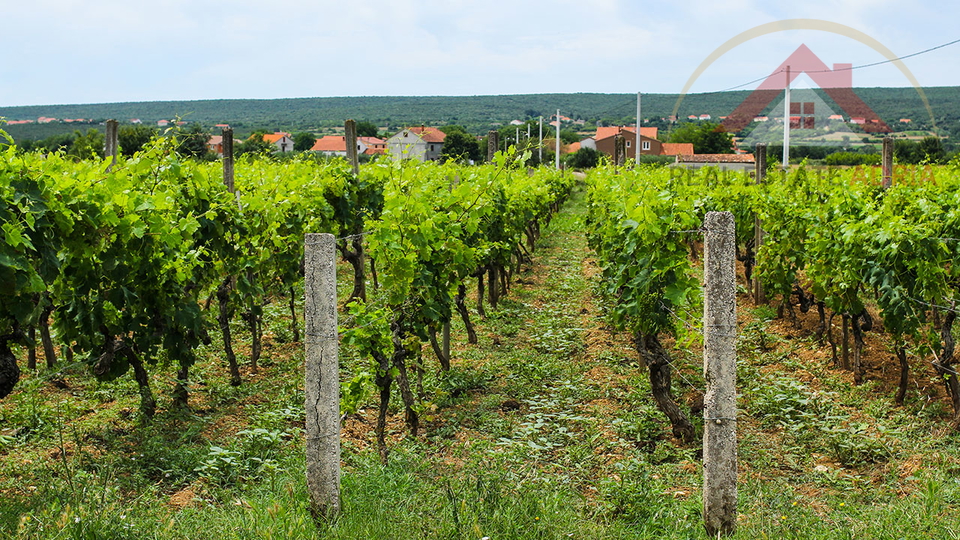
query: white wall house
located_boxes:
[386,126,445,161]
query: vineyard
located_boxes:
[2,129,960,538]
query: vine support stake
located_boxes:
[882,136,893,189]
[305,232,341,521]
[104,119,118,172]
[753,143,767,305]
[345,119,360,176]
[703,211,738,537]
[222,127,235,193]
[487,130,499,162]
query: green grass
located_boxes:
[3,186,960,538]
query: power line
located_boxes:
[709,37,960,95]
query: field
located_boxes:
[3,156,960,538]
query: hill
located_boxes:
[1,87,957,143]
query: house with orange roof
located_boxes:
[206,135,242,157]
[386,126,446,161]
[660,143,695,156]
[673,153,755,172]
[262,132,294,153]
[310,135,387,156]
[580,126,662,158]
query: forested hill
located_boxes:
[0,87,957,139]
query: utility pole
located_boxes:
[539,116,543,164]
[783,66,791,170]
[635,92,642,164]
[555,109,560,169]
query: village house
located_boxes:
[386,126,445,161]
[311,135,387,157]
[580,126,663,157]
[262,132,295,153]
[672,153,756,173]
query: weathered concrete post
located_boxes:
[702,211,738,537]
[753,144,767,305]
[614,133,626,168]
[222,127,235,193]
[487,130,499,162]
[345,119,360,176]
[304,233,341,521]
[104,119,119,171]
[882,136,894,189]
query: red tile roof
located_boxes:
[310,136,345,152]
[595,126,659,141]
[677,154,755,163]
[262,132,291,143]
[405,126,446,143]
[660,143,694,156]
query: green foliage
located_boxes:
[235,132,274,157]
[565,147,600,169]
[67,129,104,160]
[668,121,734,154]
[356,120,379,138]
[823,151,881,166]
[117,124,158,156]
[439,130,480,163]
[291,131,316,152]
[175,123,212,159]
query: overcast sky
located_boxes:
[1,0,957,106]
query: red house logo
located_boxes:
[722,44,891,134]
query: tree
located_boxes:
[67,129,104,160]
[236,132,274,157]
[669,122,734,154]
[176,123,213,160]
[440,130,481,163]
[118,125,158,156]
[293,132,317,152]
[566,147,600,169]
[559,129,580,145]
[894,139,920,164]
[356,121,379,138]
[918,136,946,164]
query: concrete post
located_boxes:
[538,117,543,164]
[345,119,359,176]
[702,211,738,537]
[635,92,642,164]
[555,109,561,169]
[105,119,119,171]
[305,233,341,521]
[882,136,894,189]
[753,144,767,305]
[614,134,626,168]
[783,66,791,170]
[487,131,499,163]
[222,127,235,193]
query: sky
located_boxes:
[1,0,958,107]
